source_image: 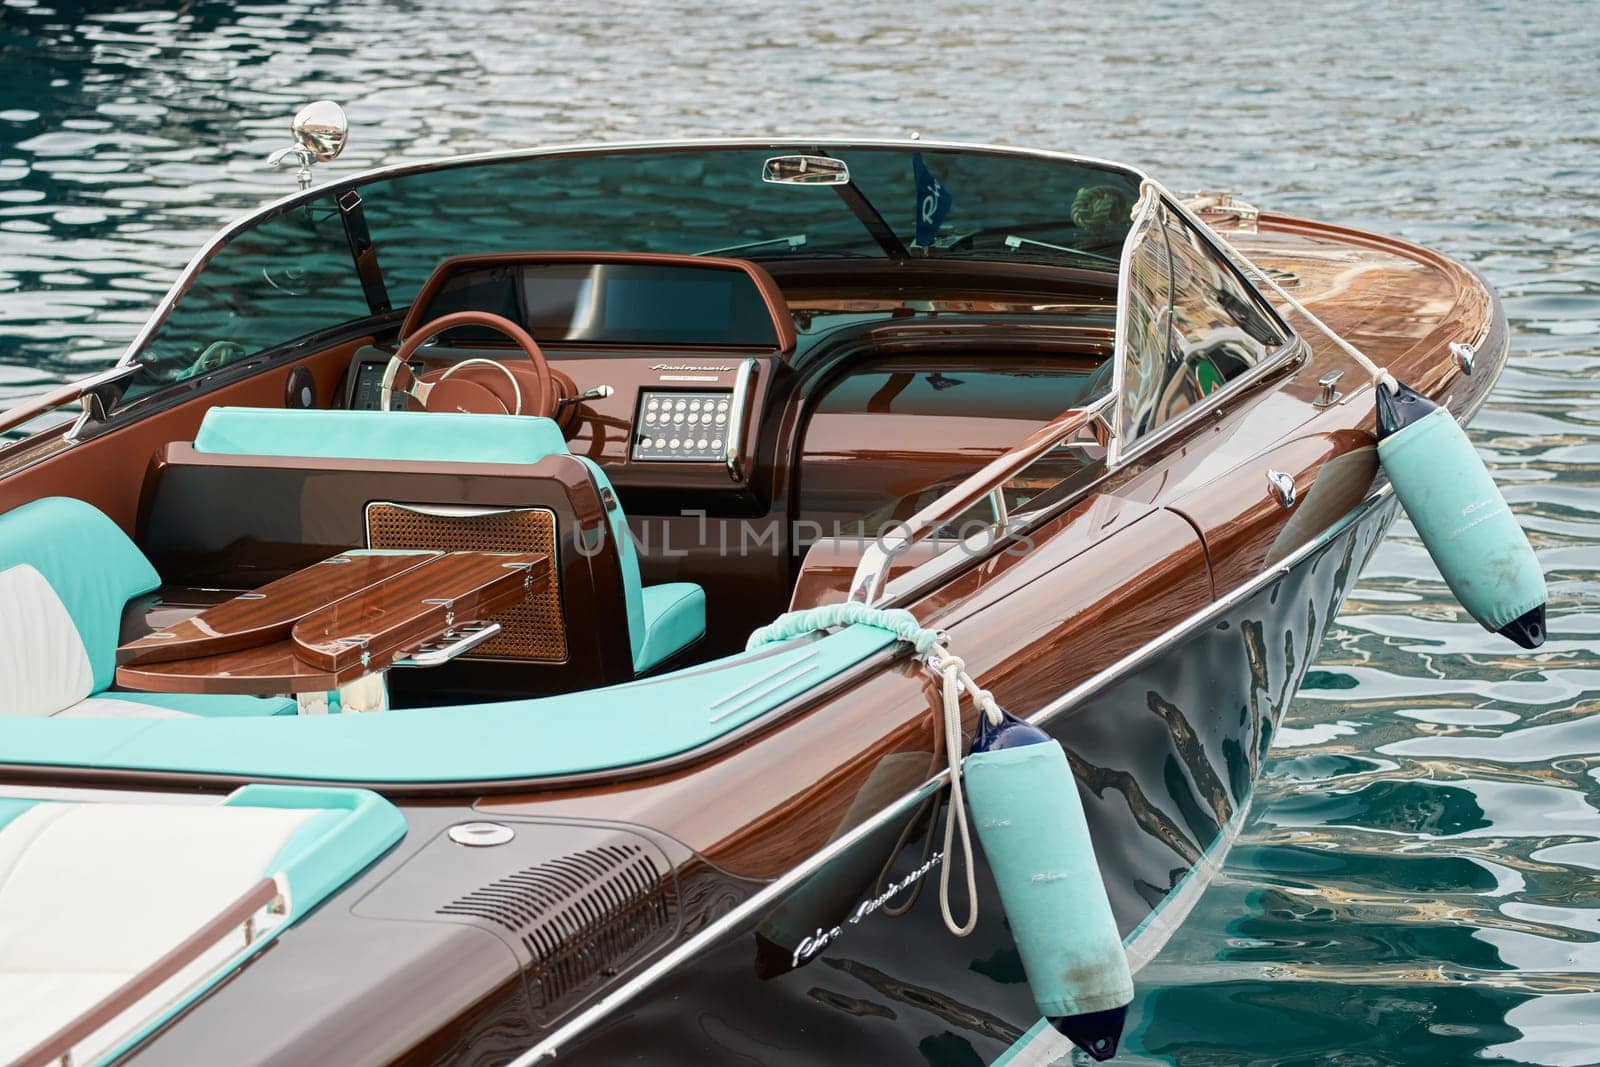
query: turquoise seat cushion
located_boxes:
[0,497,161,692]
[0,624,897,782]
[104,692,298,718]
[194,407,570,465]
[635,582,707,672]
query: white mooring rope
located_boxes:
[926,640,1005,938]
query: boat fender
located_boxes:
[1376,381,1547,648]
[965,709,1132,1061]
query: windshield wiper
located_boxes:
[1003,234,1120,267]
[697,233,807,257]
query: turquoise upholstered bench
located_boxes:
[0,497,294,719]
[191,407,706,674]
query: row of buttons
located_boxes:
[646,397,729,413]
[640,436,724,452]
[643,409,726,426]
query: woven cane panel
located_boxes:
[366,503,567,661]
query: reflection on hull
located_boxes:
[561,495,1399,1064]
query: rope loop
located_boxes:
[922,636,1008,938]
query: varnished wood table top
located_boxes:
[117,551,442,667]
[114,550,549,696]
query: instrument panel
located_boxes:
[347,358,418,411]
[632,389,733,462]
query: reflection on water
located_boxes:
[2,0,1597,1062]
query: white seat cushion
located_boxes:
[0,800,317,1064]
[0,563,94,718]
[52,697,196,719]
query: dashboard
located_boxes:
[337,253,794,503]
[343,346,759,454]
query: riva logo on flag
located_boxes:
[912,153,953,248]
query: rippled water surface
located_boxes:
[2,1,1597,1062]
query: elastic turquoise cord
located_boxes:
[746,603,940,654]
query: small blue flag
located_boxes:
[912,153,953,248]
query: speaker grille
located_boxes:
[366,502,567,661]
[436,843,674,1010]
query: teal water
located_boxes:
[2,1,1597,1063]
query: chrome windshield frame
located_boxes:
[1105,179,1304,469]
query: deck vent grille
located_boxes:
[437,843,673,1009]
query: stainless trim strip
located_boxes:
[506,486,1397,1064]
[706,649,821,712]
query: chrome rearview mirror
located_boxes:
[292,100,349,163]
[267,100,349,190]
[762,155,849,186]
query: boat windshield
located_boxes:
[127,144,1142,389]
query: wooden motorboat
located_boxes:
[0,109,1539,1065]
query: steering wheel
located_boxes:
[380,310,557,418]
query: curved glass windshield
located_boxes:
[124,144,1143,388]
[134,199,369,390]
[359,147,1141,301]
[1116,199,1288,452]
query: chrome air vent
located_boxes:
[436,842,676,1010]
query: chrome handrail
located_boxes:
[0,362,142,442]
[846,398,1111,605]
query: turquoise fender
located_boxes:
[1377,400,1547,645]
[964,740,1133,1024]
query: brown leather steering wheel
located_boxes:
[380,310,557,418]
